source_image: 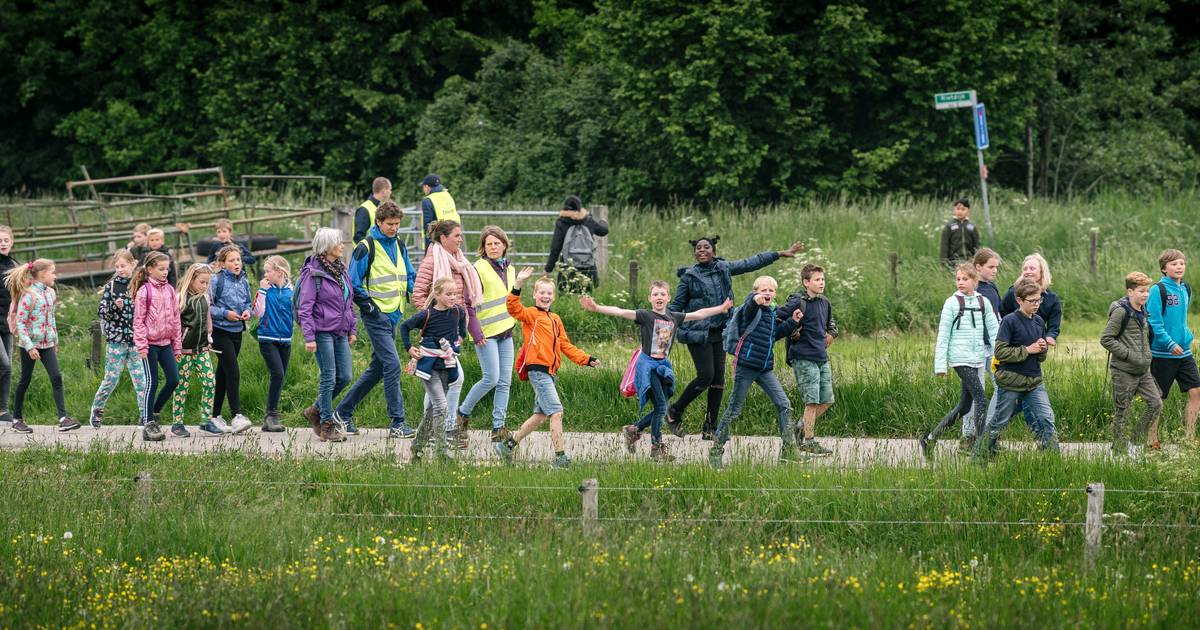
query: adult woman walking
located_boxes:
[298,228,358,442]
[455,226,517,443]
[412,219,485,448]
[666,236,803,440]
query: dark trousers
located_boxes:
[13,346,67,419]
[0,331,12,412]
[258,341,291,412]
[671,332,726,432]
[212,329,243,417]
[144,344,180,415]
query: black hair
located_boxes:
[689,236,720,252]
[955,198,970,208]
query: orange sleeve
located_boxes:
[506,292,534,325]
[556,316,592,366]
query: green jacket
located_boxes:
[1099,298,1152,375]
[180,293,212,354]
[992,338,1046,392]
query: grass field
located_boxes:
[1,447,1199,627]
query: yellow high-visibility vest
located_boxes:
[354,198,379,246]
[364,236,407,313]
[426,190,461,224]
[473,258,516,338]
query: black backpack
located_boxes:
[293,270,323,320]
[953,294,991,347]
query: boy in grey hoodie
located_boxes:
[1099,272,1162,455]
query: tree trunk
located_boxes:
[1026,123,1035,200]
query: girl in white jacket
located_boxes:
[920,263,999,460]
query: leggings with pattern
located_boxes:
[90,342,149,422]
[173,352,215,426]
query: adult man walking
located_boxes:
[420,174,460,248]
[352,177,393,245]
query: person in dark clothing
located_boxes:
[130,228,178,288]
[545,196,609,293]
[0,225,18,422]
[973,248,1002,317]
[352,177,393,245]
[939,198,980,268]
[998,253,1061,343]
[666,235,803,440]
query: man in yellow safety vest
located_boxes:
[352,177,392,245]
[420,174,461,248]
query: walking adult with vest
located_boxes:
[335,201,417,439]
[420,174,460,249]
[666,236,803,440]
[299,228,358,443]
[412,219,485,448]
[352,177,392,245]
[456,226,517,444]
[544,195,609,292]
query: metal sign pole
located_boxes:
[977,148,992,240]
[933,90,993,242]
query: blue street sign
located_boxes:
[974,103,989,150]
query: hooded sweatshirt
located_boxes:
[1146,276,1193,358]
[209,268,252,334]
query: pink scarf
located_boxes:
[428,243,483,307]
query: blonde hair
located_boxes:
[752,276,778,291]
[98,249,138,295]
[648,280,670,293]
[955,263,979,281]
[147,228,165,239]
[1015,253,1051,290]
[133,223,151,234]
[533,275,556,293]
[130,251,170,296]
[477,225,510,258]
[4,258,53,303]
[0,224,12,238]
[177,263,213,311]
[1126,271,1153,290]
[214,218,233,232]
[427,276,459,308]
[264,255,291,283]
[214,244,243,267]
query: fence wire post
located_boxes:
[889,253,899,292]
[628,261,639,306]
[592,205,608,276]
[135,471,153,502]
[580,479,599,532]
[1088,227,1099,275]
[87,320,104,373]
[1085,482,1104,570]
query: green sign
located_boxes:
[934,90,976,110]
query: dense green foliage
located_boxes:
[3,0,1198,201]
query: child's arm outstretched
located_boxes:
[505,267,539,324]
[558,325,600,368]
[579,295,636,320]
[682,298,733,322]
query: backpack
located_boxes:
[1154,280,1192,315]
[785,294,832,343]
[722,304,762,356]
[953,294,991,347]
[562,223,596,268]
[293,273,323,320]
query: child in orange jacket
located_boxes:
[494,268,599,468]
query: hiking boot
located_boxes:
[958,436,975,454]
[319,421,346,442]
[57,416,81,432]
[490,426,511,443]
[170,423,191,438]
[89,408,103,429]
[198,421,224,436]
[493,440,514,464]
[453,413,470,449]
[650,442,675,462]
[708,445,724,469]
[622,424,641,454]
[799,438,832,457]
[665,409,686,438]
[303,405,321,432]
[142,421,165,442]
[229,414,253,434]
[389,422,415,439]
[918,433,934,460]
[779,444,803,463]
[11,419,32,434]
[210,416,231,433]
[552,453,571,469]
[262,411,285,433]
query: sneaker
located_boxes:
[170,423,191,438]
[622,424,642,453]
[493,440,514,463]
[57,416,81,432]
[490,426,512,443]
[262,411,285,433]
[388,422,415,439]
[665,409,686,438]
[198,421,224,436]
[319,421,346,442]
[302,406,321,432]
[708,445,724,469]
[336,412,358,435]
[142,421,165,442]
[11,419,32,434]
[89,408,103,429]
[918,433,934,460]
[958,436,975,454]
[799,438,832,457]
[454,412,470,449]
[552,453,571,469]
[229,414,253,434]
[650,442,675,462]
[210,416,231,433]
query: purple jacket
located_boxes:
[296,256,356,342]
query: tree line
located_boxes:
[2,0,1197,204]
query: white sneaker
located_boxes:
[229,414,252,434]
[210,416,231,433]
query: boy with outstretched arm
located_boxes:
[974,278,1059,461]
[1146,249,1198,446]
[494,268,599,468]
[778,264,838,456]
[1100,272,1162,455]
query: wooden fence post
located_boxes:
[592,205,609,276]
[87,320,104,374]
[1085,482,1104,570]
[629,260,639,305]
[1088,228,1099,275]
[135,471,153,502]
[580,478,599,532]
[333,206,353,262]
[889,253,900,292]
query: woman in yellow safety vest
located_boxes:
[411,219,484,448]
[454,226,518,444]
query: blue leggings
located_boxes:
[144,344,180,415]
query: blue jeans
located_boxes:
[458,336,514,429]
[528,370,563,415]
[144,344,180,415]
[336,312,405,424]
[313,333,352,421]
[977,384,1059,453]
[634,370,669,444]
[714,366,793,447]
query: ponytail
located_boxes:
[130,251,169,298]
[4,258,52,304]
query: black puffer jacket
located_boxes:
[0,253,17,334]
[668,252,779,345]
